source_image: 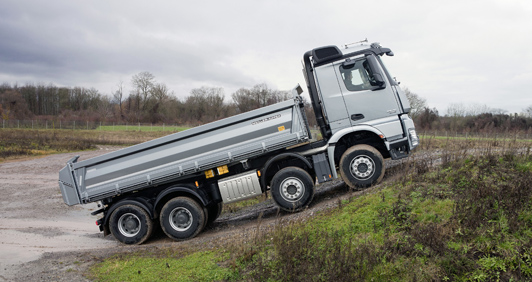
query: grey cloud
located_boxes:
[0,0,531,113]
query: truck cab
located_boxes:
[303,41,418,187]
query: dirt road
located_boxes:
[0,147,401,281]
[0,147,125,281]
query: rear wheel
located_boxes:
[339,144,385,188]
[271,167,314,212]
[109,204,153,245]
[159,197,205,241]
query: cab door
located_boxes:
[313,62,351,132]
[333,54,400,125]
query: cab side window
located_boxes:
[340,59,377,92]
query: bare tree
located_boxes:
[146,83,171,123]
[446,102,467,117]
[131,71,155,113]
[466,103,491,116]
[151,83,170,102]
[523,105,532,117]
[232,87,254,113]
[403,88,426,119]
[489,108,508,115]
[232,83,289,113]
[113,81,125,119]
[185,87,226,123]
[96,95,113,120]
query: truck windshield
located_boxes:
[340,59,375,92]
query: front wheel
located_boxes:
[159,197,205,241]
[109,204,153,245]
[339,144,385,189]
[271,167,315,212]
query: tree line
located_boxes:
[406,89,532,133]
[0,72,298,126]
[2,71,532,133]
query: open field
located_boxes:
[95,125,189,132]
[1,127,530,161]
[0,129,178,160]
[1,120,191,131]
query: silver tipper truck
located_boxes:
[59,41,419,244]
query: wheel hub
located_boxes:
[287,185,298,195]
[358,163,368,173]
[176,213,189,225]
[170,208,192,231]
[280,177,305,202]
[125,219,137,229]
[350,155,375,180]
[118,213,141,237]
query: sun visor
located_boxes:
[311,46,342,65]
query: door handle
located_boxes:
[351,114,365,121]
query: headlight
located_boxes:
[408,128,419,148]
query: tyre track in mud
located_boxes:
[0,147,413,281]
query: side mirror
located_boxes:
[373,73,385,87]
[365,55,386,89]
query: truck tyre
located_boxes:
[160,197,205,241]
[271,167,314,212]
[109,204,153,245]
[339,144,385,189]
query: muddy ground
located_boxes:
[0,146,408,281]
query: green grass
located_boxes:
[241,151,532,281]
[89,251,239,282]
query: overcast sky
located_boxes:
[1,0,531,115]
